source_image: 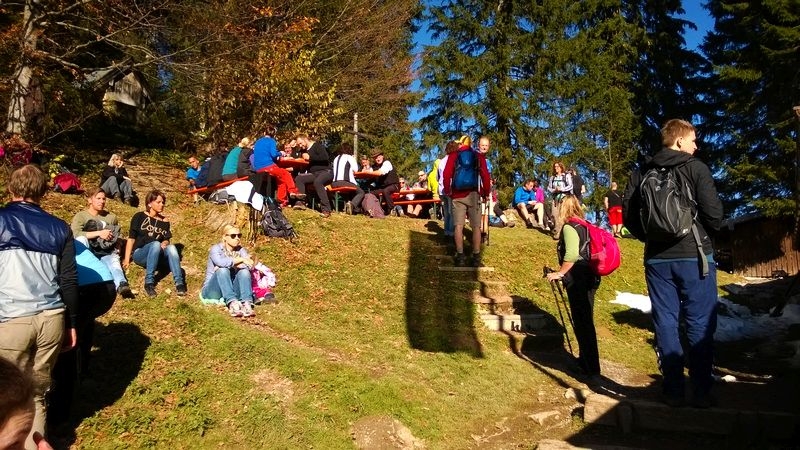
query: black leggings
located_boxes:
[564,266,601,376]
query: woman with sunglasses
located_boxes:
[201,225,256,317]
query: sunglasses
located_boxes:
[226,233,242,238]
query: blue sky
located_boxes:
[409,3,715,124]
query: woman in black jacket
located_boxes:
[100,153,134,204]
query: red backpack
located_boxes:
[53,172,82,194]
[568,217,621,276]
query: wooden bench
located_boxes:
[326,185,358,212]
[187,176,248,196]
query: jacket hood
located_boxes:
[645,147,694,168]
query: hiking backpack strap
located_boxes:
[676,163,708,277]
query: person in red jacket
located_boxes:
[442,139,491,267]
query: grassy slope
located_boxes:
[36,155,738,449]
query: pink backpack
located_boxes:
[568,217,621,276]
[250,262,276,300]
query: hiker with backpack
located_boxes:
[437,141,460,238]
[545,194,603,382]
[569,167,586,203]
[547,161,573,239]
[442,137,491,267]
[201,225,256,318]
[100,153,134,204]
[622,119,723,408]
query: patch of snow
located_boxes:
[611,291,800,342]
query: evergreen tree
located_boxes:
[625,0,707,169]
[702,0,800,216]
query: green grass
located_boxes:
[30,153,739,449]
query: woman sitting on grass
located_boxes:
[100,153,134,204]
[123,189,187,298]
[201,225,256,318]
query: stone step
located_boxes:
[480,313,550,333]
[536,439,644,450]
[471,294,514,305]
[451,280,508,298]
[583,393,799,439]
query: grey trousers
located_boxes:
[101,177,133,200]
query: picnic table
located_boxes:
[354,171,381,180]
[275,157,309,170]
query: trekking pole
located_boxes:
[483,197,490,246]
[543,267,574,356]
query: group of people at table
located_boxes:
[185,129,437,218]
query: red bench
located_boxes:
[187,176,249,195]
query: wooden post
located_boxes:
[353,113,359,160]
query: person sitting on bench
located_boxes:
[331,143,364,215]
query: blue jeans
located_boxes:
[132,241,184,286]
[442,195,454,236]
[201,268,253,305]
[645,258,717,398]
[101,252,127,289]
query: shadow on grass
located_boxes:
[52,321,150,448]
[405,229,483,357]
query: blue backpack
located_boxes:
[452,150,478,191]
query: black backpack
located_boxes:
[639,162,708,275]
[260,197,297,239]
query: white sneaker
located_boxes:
[241,301,255,317]
[228,300,243,317]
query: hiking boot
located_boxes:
[453,253,466,267]
[117,282,134,299]
[292,202,307,210]
[526,221,534,229]
[344,201,353,215]
[241,301,255,317]
[471,253,484,267]
[289,192,307,200]
[176,284,187,296]
[144,284,157,298]
[691,393,716,409]
[228,300,243,317]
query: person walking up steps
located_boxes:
[623,119,723,408]
[442,138,491,267]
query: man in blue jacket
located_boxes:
[623,119,723,408]
[514,179,546,229]
[0,164,78,447]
